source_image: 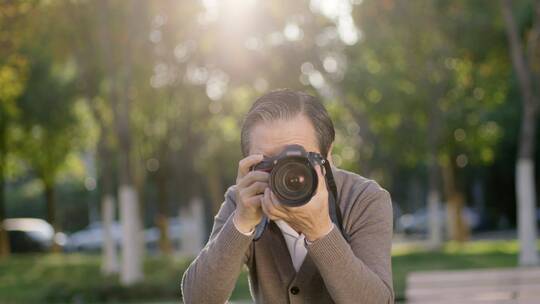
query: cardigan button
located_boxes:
[290,286,300,295]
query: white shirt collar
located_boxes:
[274,220,307,272]
[274,220,300,237]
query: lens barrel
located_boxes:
[251,144,320,207]
[270,156,317,207]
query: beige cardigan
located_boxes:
[181,166,394,303]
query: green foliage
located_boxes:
[342,1,510,187]
[15,51,85,187]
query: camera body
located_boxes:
[252,144,324,207]
[250,144,349,242]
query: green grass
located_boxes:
[0,240,535,303]
[0,253,249,303]
[0,254,189,303]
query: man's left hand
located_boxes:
[261,164,333,242]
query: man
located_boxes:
[182,89,394,303]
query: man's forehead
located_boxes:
[249,116,319,157]
[250,142,301,157]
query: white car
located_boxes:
[66,221,122,252]
[66,218,185,253]
[3,218,66,252]
[397,206,480,235]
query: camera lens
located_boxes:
[271,158,316,206]
[283,165,307,192]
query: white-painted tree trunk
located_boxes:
[120,185,143,285]
[101,194,119,275]
[179,197,205,256]
[517,158,539,266]
[445,203,453,241]
[428,190,443,249]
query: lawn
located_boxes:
[0,240,534,303]
[0,253,251,303]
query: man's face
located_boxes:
[248,114,321,158]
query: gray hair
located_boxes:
[240,89,335,157]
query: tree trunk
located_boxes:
[0,169,9,258]
[93,0,145,284]
[427,178,443,248]
[441,159,469,243]
[116,91,143,285]
[427,90,443,248]
[427,157,443,249]
[501,0,540,266]
[516,158,538,265]
[180,197,205,256]
[516,108,539,266]
[207,164,224,216]
[98,136,119,275]
[44,182,61,253]
[133,156,146,258]
[115,63,143,285]
[119,183,143,285]
[0,117,10,257]
[102,194,119,274]
[156,166,172,255]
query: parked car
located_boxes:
[144,217,185,253]
[65,221,122,252]
[66,218,185,253]
[2,218,66,253]
[397,205,480,235]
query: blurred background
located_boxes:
[1,0,540,303]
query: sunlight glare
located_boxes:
[310,0,361,45]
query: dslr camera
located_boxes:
[250,144,348,242]
[252,144,325,207]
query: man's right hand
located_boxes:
[233,154,269,234]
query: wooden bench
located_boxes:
[406,267,540,303]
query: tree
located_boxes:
[62,0,120,274]
[343,0,508,244]
[16,45,83,252]
[0,0,31,258]
[92,0,150,284]
[501,0,540,266]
